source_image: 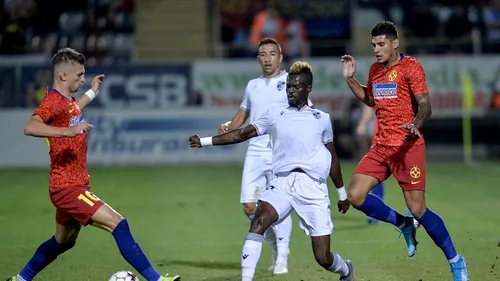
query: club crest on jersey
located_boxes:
[388,70,397,81]
[312,111,321,119]
[277,81,285,91]
[373,83,398,99]
[69,115,84,127]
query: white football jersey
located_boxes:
[252,105,334,181]
[240,70,312,155]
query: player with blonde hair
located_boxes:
[218,37,302,274]
[191,61,354,281]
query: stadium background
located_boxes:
[0,0,499,280]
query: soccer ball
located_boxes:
[109,271,140,281]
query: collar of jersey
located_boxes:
[286,104,310,111]
[259,70,287,79]
[47,87,72,100]
[382,53,406,70]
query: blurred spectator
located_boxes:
[335,97,363,160]
[481,0,500,53]
[218,0,262,57]
[283,10,308,60]
[26,68,51,107]
[402,2,439,38]
[0,0,36,54]
[444,6,473,39]
[444,5,474,54]
[0,0,135,64]
[248,5,286,53]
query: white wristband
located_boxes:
[200,137,213,147]
[336,186,347,201]
[223,121,231,127]
[84,89,96,101]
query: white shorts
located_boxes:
[259,172,333,237]
[240,154,272,203]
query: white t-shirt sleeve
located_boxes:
[322,115,334,144]
[252,108,272,135]
[240,82,251,111]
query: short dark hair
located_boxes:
[52,48,86,70]
[289,61,313,85]
[371,21,399,40]
[257,37,282,53]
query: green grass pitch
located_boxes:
[0,162,499,280]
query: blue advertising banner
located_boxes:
[19,65,192,108]
[82,109,247,165]
[0,109,248,167]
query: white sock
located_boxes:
[16,275,27,281]
[276,243,289,264]
[242,233,264,280]
[328,253,349,276]
[448,254,460,263]
[273,214,292,263]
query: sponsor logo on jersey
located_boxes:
[373,83,398,99]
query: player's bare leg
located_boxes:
[310,235,352,280]
[244,202,278,270]
[404,190,468,280]
[55,219,82,244]
[243,201,291,274]
[91,204,180,281]
[8,219,81,281]
[244,203,276,253]
[241,201,279,281]
[348,174,417,257]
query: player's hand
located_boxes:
[218,123,230,135]
[91,74,105,95]
[67,121,93,137]
[340,55,356,79]
[337,199,350,214]
[356,123,367,137]
[189,134,202,148]
[399,123,422,140]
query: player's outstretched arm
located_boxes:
[345,78,374,107]
[190,124,258,147]
[218,109,249,134]
[341,55,374,107]
[325,142,350,214]
[24,115,93,138]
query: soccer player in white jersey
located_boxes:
[191,61,354,281]
[217,38,297,274]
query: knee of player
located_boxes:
[109,216,125,230]
[61,240,77,250]
[407,204,426,219]
[98,212,125,231]
[249,214,269,234]
[55,235,78,249]
[347,188,366,207]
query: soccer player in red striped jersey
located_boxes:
[341,21,468,280]
[6,48,180,281]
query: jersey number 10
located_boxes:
[78,191,101,207]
